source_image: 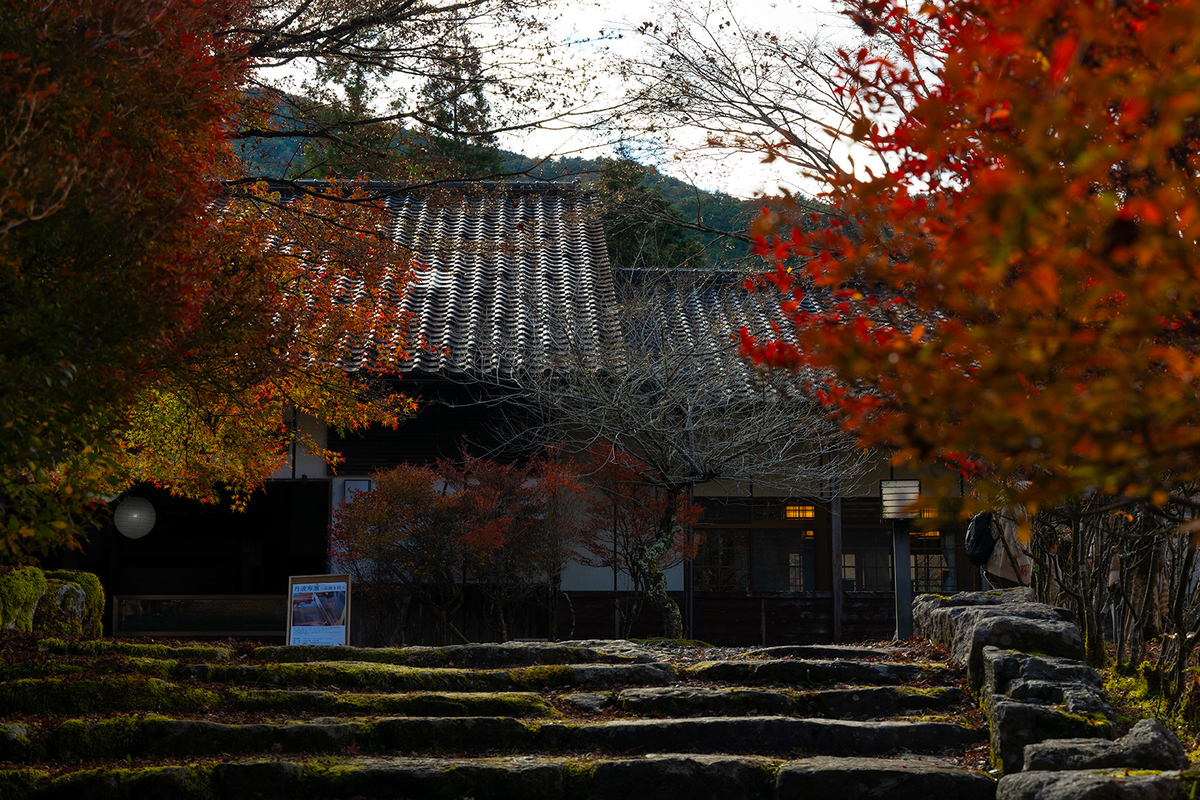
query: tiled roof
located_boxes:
[281,181,808,390]
[336,182,621,376]
[611,268,819,399]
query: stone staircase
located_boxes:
[0,636,995,799]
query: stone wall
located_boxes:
[914,588,1195,798]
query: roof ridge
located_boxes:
[261,179,587,196]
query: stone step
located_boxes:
[0,655,180,682]
[0,676,220,715]
[37,638,232,661]
[561,685,967,719]
[683,659,950,686]
[996,769,1183,800]
[0,754,996,800]
[251,641,655,668]
[778,755,995,799]
[184,659,677,692]
[740,644,901,660]
[21,714,984,763]
[0,669,963,720]
[231,688,557,717]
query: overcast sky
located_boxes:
[495,0,853,199]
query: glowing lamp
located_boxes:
[114,497,156,539]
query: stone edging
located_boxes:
[913,588,1192,798]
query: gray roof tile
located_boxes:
[283,181,809,393]
[328,182,621,376]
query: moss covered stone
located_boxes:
[0,768,46,800]
[561,758,599,795]
[52,715,170,761]
[231,688,557,718]
[252,642,646,669]
[31,579,86,637]
[39,638,230,662]
[191,660,591,693]
[0,722,36,761]
[251,644,455,667]
[0,676,219,715]
[41,764,214,800]
[0,652,177,682]
[0,566,46,632]
[42,571,104,637]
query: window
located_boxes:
[911,530,957,593]
[842,550,895,592]
[752,529,814,592]
[696,528,750,591]
[785,504,815,520]
[858,549,893,591]
[841,553,856,592]
[695,527,814,593]
[842,528,893,591]
[342,480,373,504]
[751,500,818,522]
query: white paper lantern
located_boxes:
[114,496,156,539]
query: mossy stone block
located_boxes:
[43,570,104,637]
[0,676,219,715]
[39,638,229,661]
[0,566,46,632]
[40,764,214,800]
[0,768,47,800]
[32,579,86,636]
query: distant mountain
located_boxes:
[500,153,759,266]
[234,133,760,266]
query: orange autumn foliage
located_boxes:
[0,0,417,561]
[328,456,590,644]
[742,0,1200,511]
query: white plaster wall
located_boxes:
[559,552,684,592]
[271,413,328,480]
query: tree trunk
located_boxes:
[648,567,683,639]
[637,492,683,639]
[430,588,470,645]
[390,593,412,647]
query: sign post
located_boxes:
[881,480,920,641]
[286,574,351,646]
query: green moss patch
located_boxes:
[0,567,46,633]
[31,580,86,637]
[43,763,214,800]
[52,715,173,761]
[0,768,46,800]
[251,642,642,669]
[192,660,581,693]
[0,676,219,715]
[39,638,230,662]
[231,688,557,718]
[252,644,455,668]
[0,655,176,683]
[42,571,104,637]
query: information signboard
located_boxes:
[286,574,351,646]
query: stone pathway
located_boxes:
[0,636,993,799]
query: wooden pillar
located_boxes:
[831,495,843,643]
[893,519,913,640]
[760,597,767,646]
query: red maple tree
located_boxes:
[741,0,1200,514]
[576,445,702,637]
